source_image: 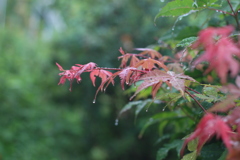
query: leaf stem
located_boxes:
[96,67,147,73]
[185,89,207,113]
[227,0,240,30]
[185,86,201,94]
[203,7,233,16]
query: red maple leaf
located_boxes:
[181,113,232,157]
[118,47,140,68]
[192,26,240,83]
[130,70,196,99]
[56,62,96,91]
[134,58,169,71]
[90,69,114,87]
[135,48,162,59]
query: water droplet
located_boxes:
[162,108,165,111]
[115,119,119,126]
[171,10,197,31]
[93,99,96,103]
[146,109,148,112]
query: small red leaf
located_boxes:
[56,62,64,71]
[90,69,113,87]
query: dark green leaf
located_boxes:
[217,149,227,160]
[198,142,225,160]
[156,139,183,160]
[155,0,199,18]
[196,0,219,7]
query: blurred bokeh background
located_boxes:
[0,0,174,159]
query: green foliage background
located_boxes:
[2,0,238,159]
[0,0,173,159]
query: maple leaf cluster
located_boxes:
[192,25,240,83]
[56,25,240,160]
[57,48,196,101]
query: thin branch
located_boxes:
[96,67,147,73]
[227,0,240,30]
[185,89,207,113]
[185,86,201,94]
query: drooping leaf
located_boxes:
[90,69,113,87]
[117,99,152,120]
[155,134,171,145]
[157,139,183,160]
[139,111,186,138]
[56,62,97,91]
[118,67,137,89]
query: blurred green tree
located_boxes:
[0,0,174,159]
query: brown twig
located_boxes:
[227,0,240,30]
[185,86,201,94]
[185,89,207,113]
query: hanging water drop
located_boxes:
[115,119,119,126]
[146,109,148,112]
[93,99,96,103]
[162,108,165,111]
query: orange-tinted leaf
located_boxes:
[135,48,162,59]
[134,58,169,71]
[90,69,113,87]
